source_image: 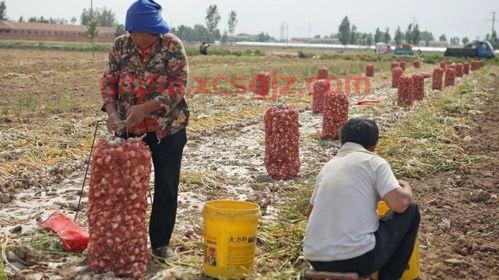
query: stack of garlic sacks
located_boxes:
[87,138,152,279]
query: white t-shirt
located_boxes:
[304,142,400,262]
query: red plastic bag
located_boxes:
[40,211,89,253]
[356,99,380,105]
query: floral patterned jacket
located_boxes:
[100,33,189,139]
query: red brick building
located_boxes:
[0,20,116,43]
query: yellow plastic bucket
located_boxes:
[202,200,261,279]
[376,201,420,280]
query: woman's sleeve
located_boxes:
[100,39,122,112]
[154,37,188,111]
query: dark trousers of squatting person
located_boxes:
[310,203,421,280]
[123,129,187,249]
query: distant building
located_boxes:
[0,20,116,43]
[290,37,340,44]
[428,41,449,47]
[227,34,259,42]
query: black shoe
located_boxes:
[152,246,179,261]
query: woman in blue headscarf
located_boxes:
[100,0,189,260]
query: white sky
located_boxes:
[4,0,499,40]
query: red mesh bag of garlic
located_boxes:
[432,68,444,90]
[399,61,407,71]
[444,68,456,87]
[414,60,421,69]
[439,62,446,70]
[254,72,271,97]
[397,75,414,107]
[87,138,152,279]
[365,64,374,77]
[455,63,463,78]
[412,74,425,101]
[312,79,331,113]
[391,67,403,88]
[421,72,432,79]
[463,62,470,75]
[391,62,399,70]
[322,90,349,140]
[317,66,329,80]
[471,60,485,71]
[264,105,300,180]
[470,61,481,70]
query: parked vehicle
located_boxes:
[394,43,415,55]
[444,40,495,58]
[375,42,391,54]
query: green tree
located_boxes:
[221,30,229,44]
[71,17,77,25]
[439,34,447,42]
[349,24,358,44]
[383,27,391,43]
[490,31,498,49]
[461,36,469,45]
[412,24,420,45]
[50,18,67,24]
[18,16,24,23]
[81,7,116,26]
[205,5,221,35]
[0,1,6,20]
[172,25,194,42]
[405,24,413,43]
[194,24,212,42]
[86,18,100,57]
[27,16,67,24]
[228,10,237,35]
[338,16,350,47]
[394,26,403,45]
[450,36,460,45]
[257,32,272,42]
[366,33,373,46]
[115,24,126,37]
[374,27,383,43]
[28,16,44,23]
[420,31,434,46]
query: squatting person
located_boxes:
[100,0,189,260]
[304,118,420,280]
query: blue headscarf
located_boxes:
[125,0,169,35]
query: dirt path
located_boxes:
[416,72,499,279]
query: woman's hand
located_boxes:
[124,101,160,129]
[125,104,148,129]
[107,113,125,134]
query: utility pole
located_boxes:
[90,0,94,18]
[491,11,496,33]
[286,24,289,41]
[280,21,285,42]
